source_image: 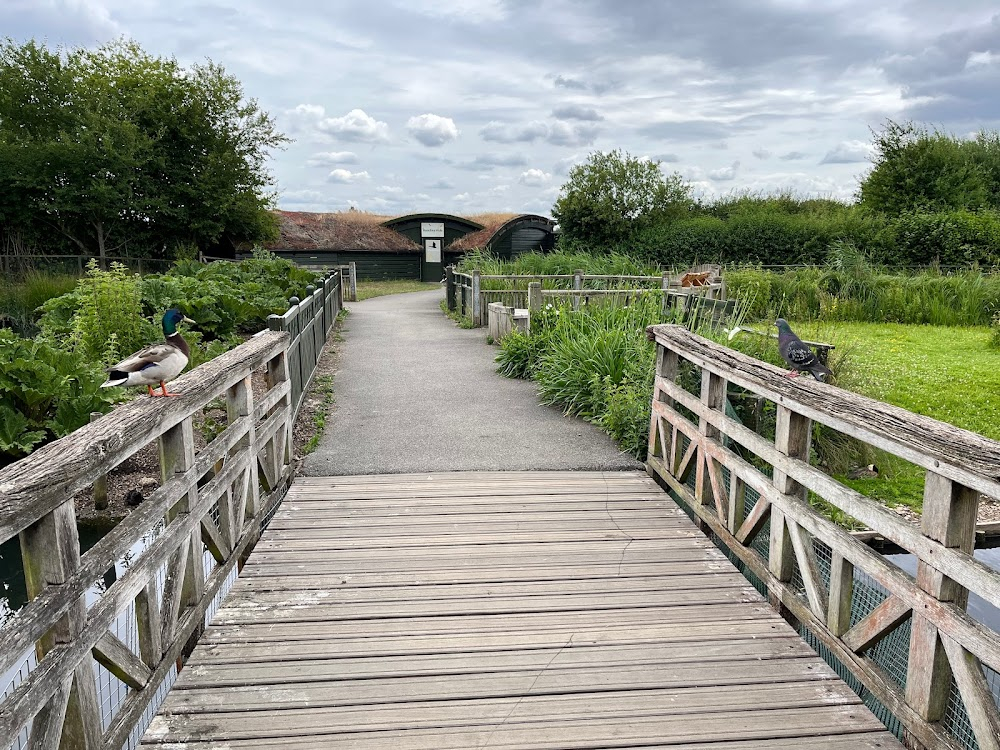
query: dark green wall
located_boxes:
[274,250,420,280]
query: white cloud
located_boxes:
[546,121,600,147]
[820,140,874,164]
[965,51,999,69]
[519,168,551,186]
[317,109,390,143]
[407,113,460,147]
[376,185,405,194]
[306,151,359,166]
[552,105,603,121]
[328,169,371,183]
[708,161,740,181]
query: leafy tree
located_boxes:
[552,149,693,250]
[859,120,1000,214]
[0,39,286,261]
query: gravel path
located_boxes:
[302,289,641,475]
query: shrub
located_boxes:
[0,330,119,466]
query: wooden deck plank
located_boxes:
[142,471,903,748]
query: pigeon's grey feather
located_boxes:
[775,318,832,381]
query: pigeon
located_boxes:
[775,318,832,381]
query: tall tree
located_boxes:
[0,39,287,261]
[552,149,693,250]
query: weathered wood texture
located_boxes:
[0,330,296,750]
[140,471,903,749]
[267,268,341,421]
[645,323,1000,750]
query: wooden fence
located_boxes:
[266,269,343,421]
[645,324,1000,750]
[0,329,295,749]
[445,267,725,327]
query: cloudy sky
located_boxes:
[6,1,1000,216]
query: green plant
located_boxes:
[991,312,1000,350]
[0,329,119,466]
[303,375,334,454]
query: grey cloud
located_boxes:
[428,179,455,189]
[780,151,808,161]
[552,105,603,121]
[553,75,587,90]
[753,148,771,160]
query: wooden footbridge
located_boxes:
[2,321,999,750]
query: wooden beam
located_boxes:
[92,632,151,691]
[940,634,1000,750]
[842,596,912,653]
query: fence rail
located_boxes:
[445,266,725,327]
[0,328,297,749]
[645,324,1000,750]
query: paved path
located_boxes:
[303,289,640,475]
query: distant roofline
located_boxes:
[382,213,484,231]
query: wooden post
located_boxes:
[19,502,103,748]
[661,271,671,318]
[647,344,679,463]
[769,405,811,610]
[158,418,205,648]
[573,268,583,311]
[348,262,357,301]
[471,270,482,327]
[445,266,456,311]
[90,412,109,511]
[904,472,979,730]
[527,281,542,317]
[694,369,726,523]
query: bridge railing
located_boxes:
[267,268,343,420]
[645,323,1000,750]
[0,330,295,750]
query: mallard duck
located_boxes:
[100,309,195,397]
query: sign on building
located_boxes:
[421,222,445,238]
[425,239,442,263]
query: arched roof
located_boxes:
[382,213,484,232]
[447,214,556,252]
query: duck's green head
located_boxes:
[162,309,195,336]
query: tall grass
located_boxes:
[458,249,663,290]
[0,270,81,337]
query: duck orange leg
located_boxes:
[147,385,157,397]
[159,381,182,397]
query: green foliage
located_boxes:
[552,149,693,250]
[859,120,1000,213]
[0,330,119,466]
[458,248,661,285]
[0,39,285,259]
[991,313,1000,350]
[74,261,150,365]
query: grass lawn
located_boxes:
[355,280,441,301]
[730,321,1000,517]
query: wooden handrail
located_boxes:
[645,323,1000,750]
[0,330,296,749]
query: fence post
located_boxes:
[573,268,583,311]
[348,262,357,301]
[904,473,979,735]
[768,405,811,615]
[91,412,109,511]
[472,270,482,327]
[445,266,456,311]
[661,271,671,317]
[527,281,542,317]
